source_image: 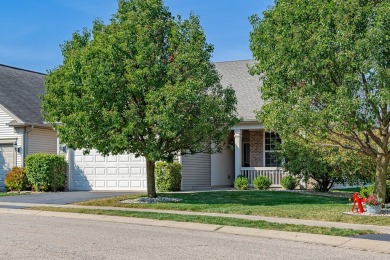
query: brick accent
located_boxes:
[249,130,263,167]
[242,130,250,143]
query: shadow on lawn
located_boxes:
[157,190,347,207]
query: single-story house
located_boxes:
[0,61,285,191]
[0,64,58,190]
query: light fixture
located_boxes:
[13,141,21,153]
[59,144,67,153]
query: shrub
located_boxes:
[155,161,182,192]
[4,167,29,191]
[25,153,66,192]
[234,175,249,190]
[359,182,390,203]
[253,176,272,190]
[281,175,298,190]
[359,184,374,199]
[279,137,374,192]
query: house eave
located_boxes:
[7,121,52,129]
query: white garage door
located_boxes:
[71,149,147,191]
[0,144,15,191]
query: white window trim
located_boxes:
[263,131,281,167]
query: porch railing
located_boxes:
[240,167,288,187]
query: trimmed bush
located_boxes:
[4,167,29,191]
[253,176,272,190]
[234,175,249,190]
[25,153,66,192]
[359,182,390,203]
[281,175,298,190]
[155,161,182,192]
[359,184,374,199]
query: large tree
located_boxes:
[42,0,237,198]
[250,0,389,201]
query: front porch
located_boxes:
[233,125,287,187]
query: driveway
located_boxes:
[0,191,137,208]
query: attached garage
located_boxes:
[0,143,15,190]
[69,149,147,191]
[68,150,215,191]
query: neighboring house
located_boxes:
[0,64,57,190]
[0,61,285,191]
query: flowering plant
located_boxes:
[365,194,382,206]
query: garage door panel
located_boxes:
[83,155,94,162]
[0,144,15,191]
[119,180,129,188]
[118,168,129,175]
[95,155,105,162]
[118,155,129,162]
[95,168,105,175]
[107,155,117,162]
[71,149,146,191]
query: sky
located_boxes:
[1,0,274,73]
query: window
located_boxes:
[243,143,250,167]
[264,132,281,167]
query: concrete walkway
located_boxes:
[1,202,389,234]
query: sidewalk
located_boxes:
[1,201,389,234]
[0,204,389,255]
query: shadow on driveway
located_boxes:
[0,191,139,206]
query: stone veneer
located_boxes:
[249,130,263,167]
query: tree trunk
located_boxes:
[375,151,389,206]
[146,158,157,198]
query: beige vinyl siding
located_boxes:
[27,128,57,155]
[211,148,234,186]
[181,153,211,190]
[0,107,23,167]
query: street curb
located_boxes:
[0,207,389,254]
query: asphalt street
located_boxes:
[0,212,389,260]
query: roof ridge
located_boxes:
[214,59,254,64]
[0,64,46,75]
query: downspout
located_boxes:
[23,125,34,166]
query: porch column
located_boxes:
[234,129,242,179]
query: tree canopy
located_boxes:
[250,0,389,201]
[42,0,238,197]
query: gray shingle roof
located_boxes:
[0,64,45,124]
[215,60,263,121]
[0,60,263,125]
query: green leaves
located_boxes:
[42,0,237,162]
[250,0,389,199]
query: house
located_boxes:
[0,61,285,191]
[0,64,58,190]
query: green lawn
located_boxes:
[31,206,376,237]
[75,190,390,226]
[331,187,361,193]
[0,192,27,197]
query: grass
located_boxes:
[31,206,377,237]
[75,190,390,226]
[331,187,361,193]
[0,192,28,197]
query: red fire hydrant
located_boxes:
[351,192,365,214]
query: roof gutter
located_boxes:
[7,121,53,128]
